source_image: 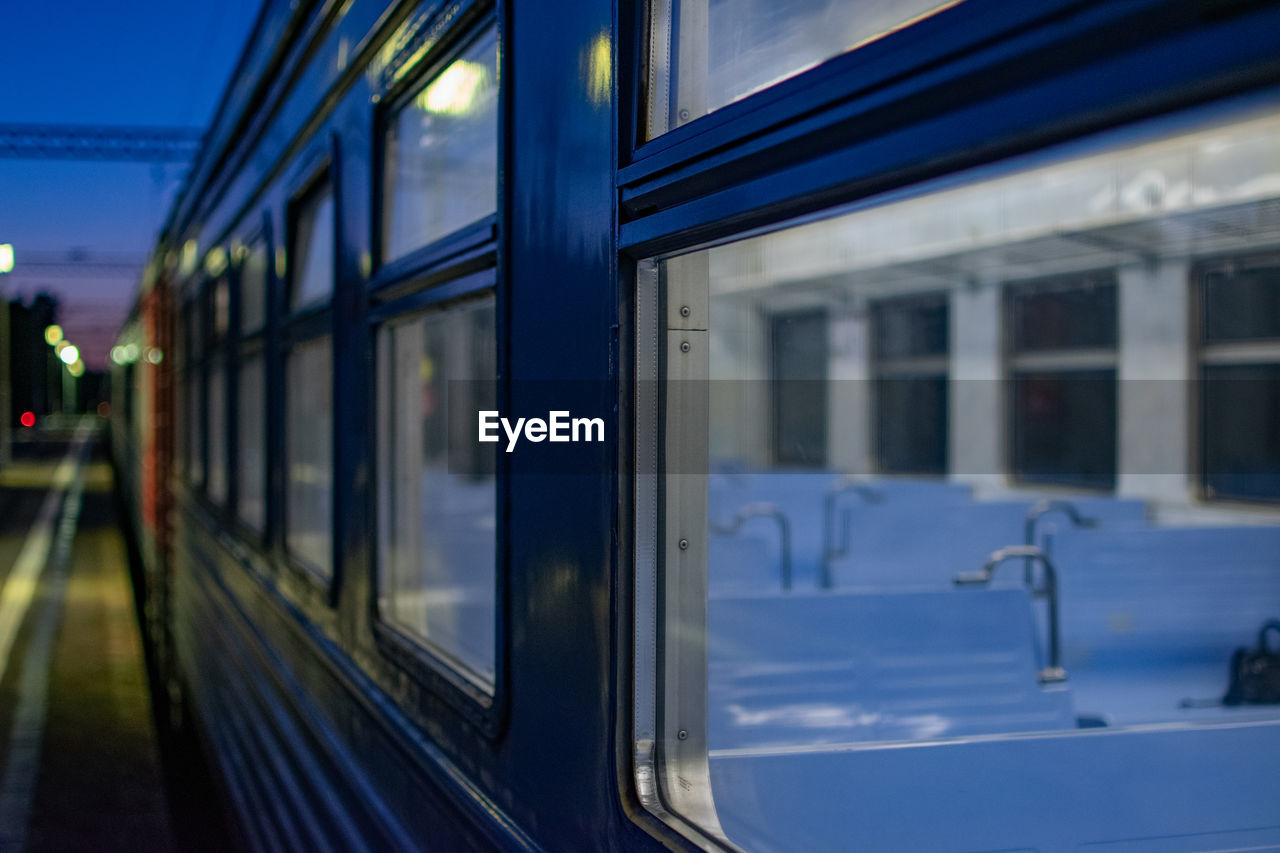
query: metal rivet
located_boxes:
[679,305,691,318]
[677,729,689,740]
[679,341,691,353]
[678,109,690,121]
[678,538,688,550]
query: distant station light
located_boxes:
[145,347,163,365]
[58,344,79,365]
[68,359,85,377]
[0,243,12,274]
[110,346,127,365]
[44,324,64,345]
[19,411,35,428]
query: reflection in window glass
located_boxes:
[648,105,1280,853]
[211,276,230,341]
[1012,370,1116,489]
[1202,364,1280,502]
[1010,275,1117,352]
[383,26,499,260]
[872,295,948,474]
[647,0,961,137]
[238,353,266,531]
[240,243,269,332]
[286,337,332,576]
[1202,262,1280,343]
[292,185,334,308]
[207,357,227,503]
[378,298,496,690]
[185,374,202,484]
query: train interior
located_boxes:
[680,101,1280,849]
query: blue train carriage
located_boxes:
[108,0,1280,849]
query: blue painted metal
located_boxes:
[102,0,1280,849]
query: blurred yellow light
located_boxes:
[419,60,486,115]
[205,246,228,276]
[58,344,79,365]
[0,244,13,274]
[68,359,85,378]
[587,32,610,105]
[181,239,199,276]
[44,325,64,345]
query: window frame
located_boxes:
[619,0,1280,257]
[370,11,500,291]
[1195,251,1280,505]
[365,8,509,736]
[621,1,1280,846]
[870,292,950,476]
[279,153,341,599]
[202,265,234,510]
[231,214,274,542]
[1004,272,1119,491]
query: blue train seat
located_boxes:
[1048,525,1280,724]
[707,588,1075,750]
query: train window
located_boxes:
[291,182,335,308]
[184,298,204,486]
[236,235,269,532]
[211,275,231,341]
[381,24,499,261]
[1008,275,1118,490]
[240,242,269,333]
[377,296,497,692]
[237,352,267,531]
[645,0,962,138]
[285,336,333,578]
[639,102,1280,852]
[207,354,228,504]
[872,294,948,474]
[1199,256,1280,503]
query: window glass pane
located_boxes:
[875,375,947,473]
[207,356,227,503]
[1202,363,1280,502]
[211,276,230,341]
[647,0,961,137]
[238,352,266,531]
[872,295,948,360]
[292,186,334,308]
[1203,263,1280,343]
[185,374,201,483]
[193,373,206,486]
[1010,275,1117,352]
[647,104,1280,853]
[383,26,499,260]
[1011,370,1117,489]
[286,336,332,576]
[378,298,496,690]
[240,242,269,333]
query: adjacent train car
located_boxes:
[110,0,1280,850]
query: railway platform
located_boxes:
[0,420,174,851]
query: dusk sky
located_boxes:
[0,1,262,367]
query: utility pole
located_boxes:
[0,243,12,467]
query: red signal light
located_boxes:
[20,411,35,428]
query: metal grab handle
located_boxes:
[955,544,1066,685]
[819,479,884,589]
[711,502,794,592]
[1023,500,1097,587]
